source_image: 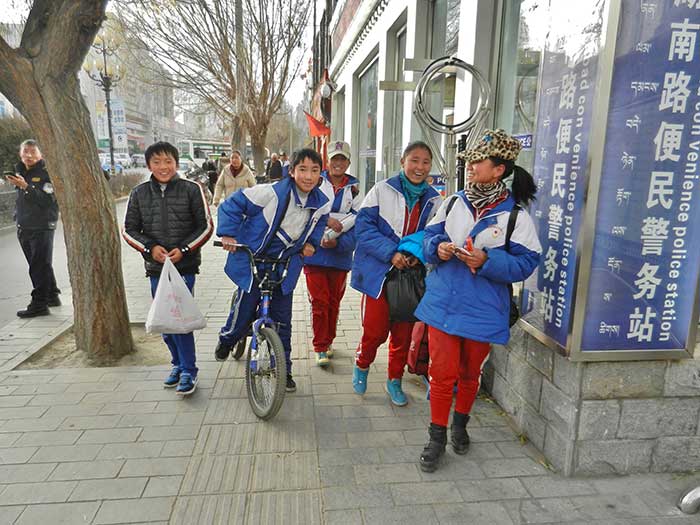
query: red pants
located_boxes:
[355,291,413,379]
[428,326,491,427]
[305,266,348,352]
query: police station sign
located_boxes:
[581,0,700,354]
[521,0,700,359]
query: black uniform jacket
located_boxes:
[14,160,58,230]
[123,174,213,276]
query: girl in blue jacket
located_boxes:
[304,141,361,366]
[350,141,442,406]
[415,130,542,472]
[214,148,331,392]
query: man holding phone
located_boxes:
[6,140,61,318]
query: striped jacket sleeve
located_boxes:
[180,181,214,251]
[122,189,156,253]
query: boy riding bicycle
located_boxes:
[214,148,331,392]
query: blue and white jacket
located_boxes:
[217,176,331,295]
[304,173,361,271]
[415,191,542,344]
[350,174,441,299]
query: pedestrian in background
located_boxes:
[415,129,541,472]
[303,141,360,367]
[212,150,255,206]
[266,153,283,182]
[350,141,441,406]
[6,140,61,318]
[123,141,213,395]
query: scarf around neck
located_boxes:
[230,164,243,177]
[399,171,429,210]
[465,180,508,210]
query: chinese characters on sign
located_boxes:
[581,0,700,351]
[524,7,604,348]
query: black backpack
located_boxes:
[445,196,521,327]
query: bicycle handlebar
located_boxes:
[213,240,291,288]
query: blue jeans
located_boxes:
[219,285,293,373]
[149,273,198,377]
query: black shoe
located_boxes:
[215,341,232,362]
[47,296,61,307]
[451,411,471,455]
[419,423,447,473]
[17,303,50,318]
[286,374,297,393]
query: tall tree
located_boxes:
[116,0,309,173]
[0,0,134,358]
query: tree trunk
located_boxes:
[249,130,267,176]
[230,114,244,153]
[19,75,134,359]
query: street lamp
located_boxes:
[83,35,124,177]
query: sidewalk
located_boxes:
[0,237,697,524]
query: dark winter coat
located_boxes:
[123,174,214,276]
[13,160,58,230]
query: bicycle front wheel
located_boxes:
[245,326,287,420]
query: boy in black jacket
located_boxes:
[123,142,213,395]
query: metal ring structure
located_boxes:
[413,56,491,136]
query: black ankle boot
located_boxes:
[419,423,447,472]
[451,411,471,455]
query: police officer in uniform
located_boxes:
[6,140,61,318]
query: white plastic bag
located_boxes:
[146,257,207,334]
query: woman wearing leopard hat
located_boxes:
[414,129,542,472]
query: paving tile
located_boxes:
[65,381,119,393]
[353,463,421,484]
[0,432,20,447]
[170,494,246,524]
[254,419,317,452]
[0,446,38,464]
[433,501,514,525]
[69,476,148,501]
[315,417,371,434]
[30,444,103,463]
[180,454,253,495]
[251,451,319,491]
[118,413,177,428]
[0,395,34,408]
[521,475,598,498]
[143,475,183,497]
[341,404,395,418]
[318,447,381,467]
[323,484,393,510]
[14,430,82,447]
[391,481,463,505]
[361,504,439,524]
[324,509,363,525]
[28,392,87,406]
[481,457,550,478]
[77,427,142,444]
[320,465,355,487]
[454,478,530,502]
[347,430,405,448]
[193,424,257,455]
[15,501,99,525]
[416,456,486,481]
[501,497,587,523]
[49,459,124,481]
[99,401,158,415]
[120,456,190,477]
[42,404,104,418]
[0,480,77,505]
[139,425,199,442]
[0,462,56,483]
[161,439,196,457]
[0,506,25,524]
[93,496,175,524]
[59,415,122,430]
[570,493,665,521]
[246,490,321,524]
[97,441,164,460]
[375,445,424,464]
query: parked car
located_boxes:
[101,161,124,175]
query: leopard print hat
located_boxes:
[458,129,522,164]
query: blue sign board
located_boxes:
[581,1,700,351]
[523,12,604,348]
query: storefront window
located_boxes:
[494,0,548,173]
[357,59,378,193]
[387,28,406,175]
[331,90,345,141]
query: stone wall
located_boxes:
[482,324,700,476]
[0,191,15,228]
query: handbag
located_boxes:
[384,262,426,322]
[146,257,207,334]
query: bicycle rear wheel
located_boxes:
[232,337,247,360]
[245,326,287,420]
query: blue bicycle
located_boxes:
[214,241,290,419]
